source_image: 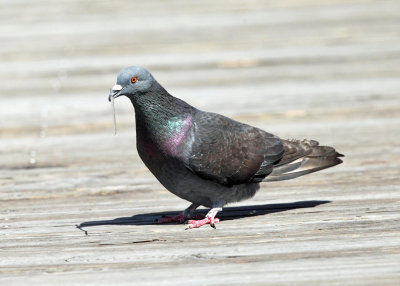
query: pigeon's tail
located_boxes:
[264,139,344,182]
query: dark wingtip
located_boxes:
[335,157,344,165]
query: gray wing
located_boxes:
[183,111,284,186]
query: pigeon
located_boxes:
[108,66,343,229]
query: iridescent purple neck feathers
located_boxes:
[131,87,196,158]
[162,114,193,156]
[136,113,193,159]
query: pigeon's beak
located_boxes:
[108,84,123,102]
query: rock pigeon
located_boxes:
[108,66,343,229]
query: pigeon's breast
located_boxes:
[136,113,193,160]
[160,114,193,156]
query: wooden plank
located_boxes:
[1,0,399,285]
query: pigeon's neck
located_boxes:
[131,83,193,124]
[130,83,195,157]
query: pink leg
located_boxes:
[156,213,185,223]
[155,203,199,224]
[186,207,222,229]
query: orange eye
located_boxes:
[130,76,138,84]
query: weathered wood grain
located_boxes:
[1,0,400,285]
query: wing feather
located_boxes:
[183,111,284,186]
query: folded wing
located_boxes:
[183,111,284,186]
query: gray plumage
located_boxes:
[108,66,343,228]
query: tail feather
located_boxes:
[264,139,343,182]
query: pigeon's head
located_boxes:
[108,66,155,102]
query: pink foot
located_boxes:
[186,217,220,229]
[156,213,204,224]
[156,213,185,224]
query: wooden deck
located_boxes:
[1,0,400,285]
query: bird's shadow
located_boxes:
[77,200,330,232]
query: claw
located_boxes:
[210,217,220,229]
